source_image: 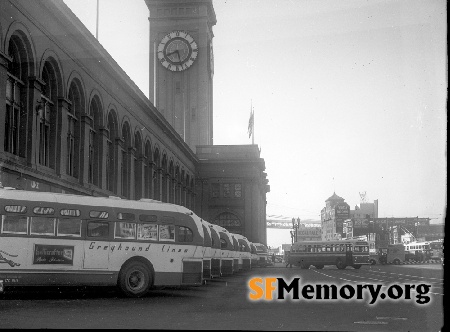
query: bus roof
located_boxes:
[0,188,193,215]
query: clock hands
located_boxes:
[166,50,182,62]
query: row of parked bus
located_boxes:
[0,188,272,297]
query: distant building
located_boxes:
[321,192,350,240]
[350,200,378,219]
[343,217,440,249]
[296,224,322,241]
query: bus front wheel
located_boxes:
[336,260,346,270]
[300,263,310,269]
[314,265,324,269]
[353,264,362,269]
[393,259,401,265]
[118,261,152,297]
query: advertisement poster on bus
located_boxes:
[33,244,74,265]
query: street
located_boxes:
[0,263,443,330]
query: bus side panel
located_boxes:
[106,242,203,287]
[0,237,117,287]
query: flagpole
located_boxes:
[96,0,99,39]
[252,106,254,145]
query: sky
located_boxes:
[62,0,447,240]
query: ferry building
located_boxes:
[0,0,270,244]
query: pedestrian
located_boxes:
[285,251,292,268]
[272,253,275,264]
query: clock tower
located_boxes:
[145,0,216,151]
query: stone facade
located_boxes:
[0,0,269,244]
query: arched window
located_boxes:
[88,97,102,186]
[67,81,83,178]
[144,141,152,198]
[161,154,168,202]
[121,123,131,199]
[5,37,25,156]
[39,62,57,168]
[106,112,117,193]
[134,131,142,199]
[175,165,180,204]
[180,169,185,207]
[169,161,175,203]
[153,148,161,200]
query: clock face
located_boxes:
[157,31,198,72]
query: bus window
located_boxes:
[159,224,175,241]
[117,212,135,221]
[115,222,136,239]
[178,226,193,242]
[139,214,157,222]
[89,210,109,219]
[30,217,56,235]
[137,223,157,240]
[1,215,28,234]
[57,218,81,237]
[220,238,227,249]
[87,221,109,238]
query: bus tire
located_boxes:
[393,259,400,265]
[336,259,346,269]
[314,265,324,269]
[369,259,377,265]
[300,263,310,269]
[118,260,152,298]
[353,264,361,269]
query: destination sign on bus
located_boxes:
[33,207,55,215]
[60,209,81,217]
[4,205,27,213]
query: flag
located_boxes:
[247,108,254,138]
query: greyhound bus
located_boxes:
[289,240,370,269]
[207,223,222,278]
[213,225,234,275]
[232,233,252,271]
[0,188,204,297]
[249,243,259,267]
[200,219,213,280]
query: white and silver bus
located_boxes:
[207,223,222,278]
[0,188,204,297]
[213,225,234,275]
[233,233,252,271]
[200,219,213,280]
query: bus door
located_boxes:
[83,221,110,269]
[345,244,353,265]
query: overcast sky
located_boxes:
[63,0,447,229]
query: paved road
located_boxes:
[0,263,443,330]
